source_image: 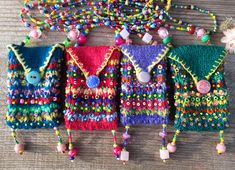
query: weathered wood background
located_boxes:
[0,0,235,170]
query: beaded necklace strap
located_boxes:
[20,1,217,46]
[20,0,170,45]
[164,4,218,44]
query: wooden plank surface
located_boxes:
[0,0,235,170]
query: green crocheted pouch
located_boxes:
[168,45,230,131]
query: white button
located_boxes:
[137,71,151,84]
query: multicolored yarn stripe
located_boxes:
[120,44,170,125]
[168,45,230,132]
[6,44,65,129]
[64,46,121,130]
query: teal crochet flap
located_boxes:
[168,45,228,84]
[7,44,64,76]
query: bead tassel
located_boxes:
[121,126,130,164]
[159,124,170,162]
[112,130,121,160]
[67,129,78,161]
[216,130,226,154]
[167,129,180,153]
[54,127,67,153]
[11,129,25,155]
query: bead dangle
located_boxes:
[20,0,217,46]
[159,124,169,162]
[54,127,67,153]
[164,4,218,44]
[167,129,180,153]
[11,129,25,155]
[111,130,122,160]
[216,130,226,154]
[120,126,130,164]
[67,129,78,161]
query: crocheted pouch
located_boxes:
[64,46,121,160]
[6,43,65,154]
[119,44,170,161]
[167,45,230,154]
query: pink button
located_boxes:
[196,80,211,94]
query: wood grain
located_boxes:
[0,0,235,170]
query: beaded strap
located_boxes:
[164,4,218,44]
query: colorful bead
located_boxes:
[120,29,130,40]
[29,29,42,39]
[196,28,206,38]
[115,37,125,46]
[159,149,170,160]
[57,143,67,153]
[201,34,211,43]
[167,142,177,153]
[78,35,87,45]
[120,150,129,162]
[68,148,78,160]
[216,143,226,154]
[14,144,25,155]
[188,26,196,34]
[68,30,79,41]
[142,33,153,44]
[158,27,169,39]
[113,146,122,156]
[123,133,131,140]
[163,37,172,45]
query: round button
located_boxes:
[86,75,100,89]
[196,80,211,94]
[26,71,41,85]
[136,71,151,84]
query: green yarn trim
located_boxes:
[168,45,227,84]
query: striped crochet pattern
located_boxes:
[168,45,230,131]
[120,45,170,125]
[6,44,65,129]
[64,46,121,130]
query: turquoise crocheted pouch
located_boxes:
[168,45,230,132]
[6,44,65,129]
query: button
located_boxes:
[26,71,41,85]
[196,80,211,94]
[86,75,100,88]
[136,71,151,84]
